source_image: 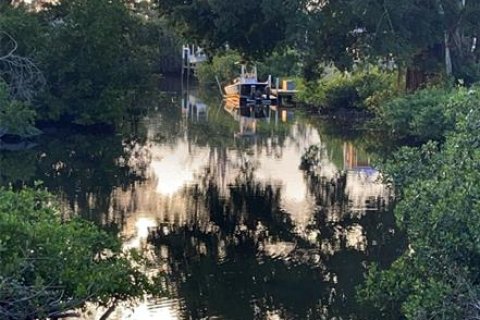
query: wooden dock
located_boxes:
[181,45,207,78]
[271,79,297,106]
[222,79,298,108]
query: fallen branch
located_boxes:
[99,299,119,320]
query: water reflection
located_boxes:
[0,131,149,227]
[182,92,209,122]
[0,85,404,319]
[116,88,403,319]
[224,104,263,137]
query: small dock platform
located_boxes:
[221,78,297,108]
[271,79,297,106]
[181,44,207,77]
[223,95,277,108]
[271,89,298,103]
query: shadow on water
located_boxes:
[0,79,406,319]
[0,117,151,230]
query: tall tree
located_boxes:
[305,0,480,89]
[156,0,307,59]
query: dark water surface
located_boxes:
[0,81,404,319]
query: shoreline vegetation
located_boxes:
[0,0,181,140]
[2,0,480,318]
[0,187,162,320]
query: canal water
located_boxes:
[0,80,404,319]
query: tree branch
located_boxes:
[0,32,17,61]
[0,31,45,101]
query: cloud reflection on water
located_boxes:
[103,93,398,319]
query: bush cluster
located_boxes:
[196,50,243,85]
[0,187,160,319]
[360,92,480,319]
[0,1,181,132]
[375,86,480,143]
[297,68,397,112]
[0,80,39,138]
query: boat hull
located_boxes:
[224,83,277,107]
[224,83,240,96]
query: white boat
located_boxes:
[224,64,277,107]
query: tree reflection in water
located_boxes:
[148,154,405,319]
[0,128,149,228]
[0,86,406,319]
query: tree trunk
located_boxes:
[445,32,453,76]
[405,67,426,92]
[397,67,406,93]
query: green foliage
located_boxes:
[0,1,181,128]
[157,0,306,59]
[0,187,160,318]
[196,50,242,85]
[375,88,451,142]
[303,0,480,80]
[0,80,40,138]
[454,60,480,86]
[38,0,142,125]
[0,4,47,56]
[360,93,480,319]
[379,141,440,193]
[257,49,302,79]
[297,68,396,112]
[375,86,480,143]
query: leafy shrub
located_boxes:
[196,50,242,85]
[376,88,450,142]
[0,5,47,57]
[323,75,360,110]
[37,0,141,125]
[0,80,40,138]
[296,78,326,107]
[0,3,181,127]
[27,0,176,127]
[453,60,480,86]
[0,187,160,318]
[257,48,302,79]
[375,86,480,143]
[297,68,396,111]
[360,96,480,320]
